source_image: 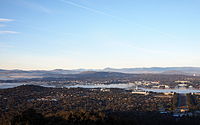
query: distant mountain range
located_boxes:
[103,67,200,75]
[0,67,200,80]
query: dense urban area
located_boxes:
[1,73,200,125]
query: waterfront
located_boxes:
[139,88,200,94]
[0,83,28,89]
[1,83,200,94]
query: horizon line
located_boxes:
[1,66,200,71]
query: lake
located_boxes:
[0,83,28,89]
[1,83,200,94]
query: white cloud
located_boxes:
[0,18,14,22]
[0,19,19,34]
[0,31,19,34]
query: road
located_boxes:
[177,94,187,108]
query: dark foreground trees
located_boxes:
[2,85,200,125]
[10,108,106,125]
[8,108,200,125]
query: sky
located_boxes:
[0,0,200,70]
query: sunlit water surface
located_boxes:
[1,83,200,93]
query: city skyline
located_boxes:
[1,0,200,70]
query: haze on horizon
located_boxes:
[1,0,200,70]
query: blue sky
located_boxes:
[0,0,200,70]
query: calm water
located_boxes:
[1,83,200,93]
[0,83,28,89]
[66,84,135,89]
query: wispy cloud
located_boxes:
[60,0,115,18]
[59,0,177,39]
[0,18,19,34]
[0,18,14,22]
[28,2,51,14]
[18,0,51,14]
[57,0,178,55]
[0,31,19,34]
